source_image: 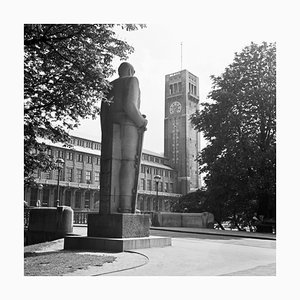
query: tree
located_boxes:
[191,42,276,221]
[24,24,145,184]
[171,188,207,213]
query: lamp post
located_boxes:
[154,175,161,212]
[56,158,64,207]
[37,183,43,207]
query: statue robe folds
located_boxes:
[100,75,147,214]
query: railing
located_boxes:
[73,211,88,224]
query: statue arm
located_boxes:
[123,77,147,128]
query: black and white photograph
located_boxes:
[1,0,299,299]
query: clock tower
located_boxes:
[164,69,201,195]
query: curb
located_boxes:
[150,227,276,240]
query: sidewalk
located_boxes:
[71,224,276,240]
[24,225,276,276]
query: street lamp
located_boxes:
[154,175,161,212]
[37,183,43,207]
[56,158,64,207]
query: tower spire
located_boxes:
[180,42,183,70]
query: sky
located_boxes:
[72,22,277,154]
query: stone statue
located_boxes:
[100,62,147,214]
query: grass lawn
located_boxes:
[24,240,116,276]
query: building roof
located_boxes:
[141,160,173,170]
[37,137,101,156]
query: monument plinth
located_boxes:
[64,63,171,252]
[87,213,150,238]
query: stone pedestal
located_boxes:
[64,212,172,252]
[27,206,73,245]
[88,213,150,238]
[64,235,171,252]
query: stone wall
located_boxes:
[152,212,214,228]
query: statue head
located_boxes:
[118,62,135,77]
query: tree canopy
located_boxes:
[191,42,276,221]
[24,24,145,184]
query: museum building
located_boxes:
[24,135,181,213]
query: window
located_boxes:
[66,168,73,182]
[146,167,151,174]
[150,156,154,162]
[95,172,100,182]
[47,148,52,155]
[140,178,145,190]
[147,180,152,191]
[141,165,145,173]
[77,154,83,162]
[43,171,51,179]
[86,171,91,183]
[160,182,163,192]
[94,143,101,150]
[155,157,160,163]
[165,182,169,192]
[152,181,157,191]
[53,169,63,180]
[87,156,92,164]
[75,191,81,208]
[77,139,85,147]
[57,150,64,158]
[66,152,73,160]
[178,82,182,92]
[86,141,91,148]
[96,157,100,165]
[174,83,178,93]
[77,169,82,183]
[65,190,71,206]
[84,192,90,208]
[169,183,174,193]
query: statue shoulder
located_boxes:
[126,76,139,87]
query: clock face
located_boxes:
[169,101,182,114]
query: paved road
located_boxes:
[70,226,276,276]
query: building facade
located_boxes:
[25,136,181,212]
[164,69,201,194]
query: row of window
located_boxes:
[169,82,182,95]
[189,82,197,95]
[140,165,174,178]
[70,138,101,150]
[57,150,101,164]
[39,169,100,184]
[142,154,165,164]
[140,178,174,193]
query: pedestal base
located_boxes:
[88,213,150,238]
[64,235,172,252]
